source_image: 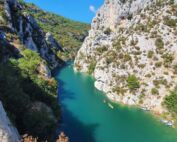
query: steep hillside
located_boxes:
[0,0,82,141]
[19,0,90,60]
[0,0,89,141]
[75,0,177,124]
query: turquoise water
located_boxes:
[55,63,177,142]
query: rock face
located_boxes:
[3,0,64,69]
[0,101,20,142]
[45,32,63,52]
[37,63,52,79]
[0,0,64,140]
[74,0,177,114]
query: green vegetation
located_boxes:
[155,38,164,49]
[96,46,108,54]
[0,3,8,25]
[105,51,117,65]
[19,0,90,59]
[113,41,122,50]
[147,51,154,58]
[127,14,133,20]
[113,87,127,95]
[139,93,145,104]
[135,23,148,32]
[0,49,59,141]
[164,91,177,114]
[1,0,88,140]
[162,53,174,67]
[153,78,167,87]
[123,54,131,62]
[155,61,162,67]
[17,49,58,96]
[164,16,176,28]
[173,64,177,74]
[88,60,96,74]
[151,88,159,95]
[127,75,140,90]
[112,37,126,50]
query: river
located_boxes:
[55,62,177,142]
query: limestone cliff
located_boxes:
[0,102,20,142]
[0,0,63,141]
[2,0,64,69]
[74,0,177,117]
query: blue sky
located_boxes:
[25,0,104,23]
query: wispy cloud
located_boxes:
[89,5,97,13]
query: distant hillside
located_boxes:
[20,0,90,59]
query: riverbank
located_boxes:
[56,63,177,142]
[73,65,177,128]
[94,78,177,128]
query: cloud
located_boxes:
[89,5,96,13]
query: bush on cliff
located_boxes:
[127,75,140,90]
[0,49,60,141]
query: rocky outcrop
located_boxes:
[92,0,152,31]
[2,0,64,69]
[56,132,69,142]
[37,63,51,79]
[45,32,63,52]
[74,0,177,114]
[0,101,20,142]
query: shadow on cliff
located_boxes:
[0,58,60,141]
[55,77,98,142]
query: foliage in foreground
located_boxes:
[0,49,60,141]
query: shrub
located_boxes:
[162,53,174,67]
[147,51,154,58]
[130,39,138,46]
[23,108,56,140]
[164,16,176,28]
[113,39,122,50]
[155,38,164,49]
[153,78,167,87]
[18,49,41,75]
[139,93,145,104]
[169,0,174,4]
[173,64,177,74]
[96,46,107,53]
[113,87,126,95]
[127,75,140,90]
[164,91,177,114]
[88,61,96,74]
[151,88,159,95]
[127,13,133,20]
[20,1,90,59]
[123,54,131,62]
[138,64,146,68]
[155,61,162,67]
[0,61,59,141]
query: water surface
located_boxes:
[55,63,177,142]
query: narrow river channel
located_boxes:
[55,62,177,142]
